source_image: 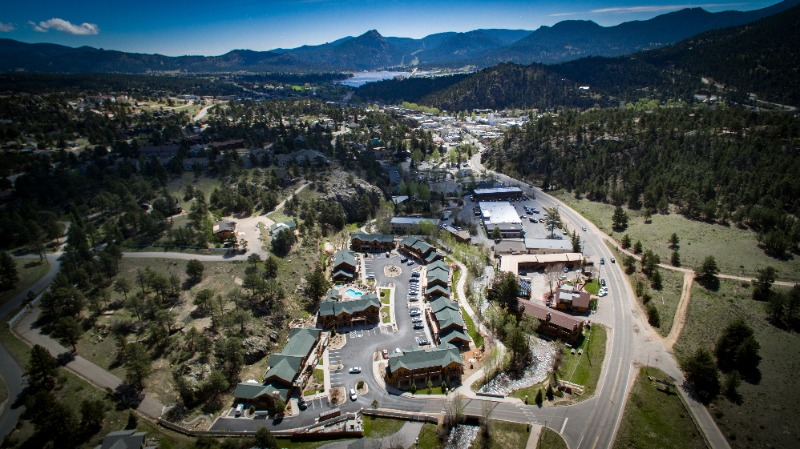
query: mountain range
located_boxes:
[0,0,797,74]
[356,2,800,110]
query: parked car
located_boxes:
[407,260,415,266]
[400,256,408,263]
[349,388,358,401]
[601,279,606,287]
[413,322,424,330]
[382,349,388,359]
[411,317,423,323]
[418,338,430,346]
[563,266,569,273]
[395,348,403,353]
[298,398,307,410]
[349,366,362,374]
[409,309,421,316]
[234,403,244,417]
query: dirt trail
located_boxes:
[665,272,695,349]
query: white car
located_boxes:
[349,388,358,401]
[349,366,362,374]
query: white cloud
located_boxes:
[30,18,99,35]
[551,3,745,17]
[0,22,14,32]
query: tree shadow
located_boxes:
[112,383,144,411]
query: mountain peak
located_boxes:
[360,29,384,39]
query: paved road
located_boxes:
[468,146,731,449]
[0,253,62,445]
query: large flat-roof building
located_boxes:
[478,201,524,239]
[498,252,584,275]
[473,187,524,201]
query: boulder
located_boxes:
[243,335,270,364]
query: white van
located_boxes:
[234,403,244,417]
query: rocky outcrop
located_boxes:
[242,335,271,364]
[320,172,384,222]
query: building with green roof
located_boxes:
[233,327,323,411]
[317,292,381,329]
[332,249,358,282]
[350,232,395,252]
[426,298,471,349]
[399,236,443,264]
[385,345,464,389]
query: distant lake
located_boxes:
[337,71,413,87]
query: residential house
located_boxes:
[442,225,470,243]
[350,232,395,253]
[269,220,297,236]
[95,430,155,449]
[385,345,464,389]
[332,250,358,283]
[554,286,591,314]
[212,221,237,241]
[317,289,381,329]
[275,149,330,167]
[399,236,443,265]
[233,327,325,411]
[519,302,584,342]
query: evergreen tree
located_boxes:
[683,349,720,404]
[752,266,777,302]
[621,234,631,249]
[0,251,19,289]
[26,344,60,390]
[488,271,520,311]
[698,256,720,290]
[670,249,681,267]
[186,259,205,283]
[633,240,643,254]
[612,206,628,231]
[669,233,680,249]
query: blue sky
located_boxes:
[0,1,780,56]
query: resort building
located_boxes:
[350,232,395,253]
[385,345,464,389]
[399,236,443,264]
[331,249,359,283]
[519,302,585,342]
[317,288,381,329]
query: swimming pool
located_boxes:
[344,288,363,298]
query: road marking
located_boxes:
[559,417,568,434]
[591,435,600,449]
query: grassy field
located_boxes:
[511,325,607,402]
[674,279,800,449]
[537,427,568,449]
[0,258,50,308]
[613,367,706,449]
[473,420,531,449]
[380,288,391,305]
[552,191,800,281]
[611,243,685,338]
[417,423,442,448]
[462,307,484,348]
[362,416,407,438]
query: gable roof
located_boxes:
[333,250,357,269]
[233,380,289,402]
[283,327,321,357]
[318,294,381,318]
[96,430,146,449]
[430,297,459,314]
[520,302,584,332]
[440,328,471,346]
[426,284,451,297]
[351,232,393,244]
[434,308,465,330]
[388,345,463,374]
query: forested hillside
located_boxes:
[487,106,800,257]
[418,64,606,111]
[639,4,800,106]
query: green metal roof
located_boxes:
[426,284,452,298]
[325,288,341,302]
[233,381,290,402]
[284,328,321,358]
[332,269,355,280]
[430,298,459,313]
[318,294,381,318]
[435,308,465,330]
[351,232,393,243]
[387,345,463,374]
[264,354,303,384]
[440,328,471,345]
[333,250,357,270]
[427,260,450,273]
